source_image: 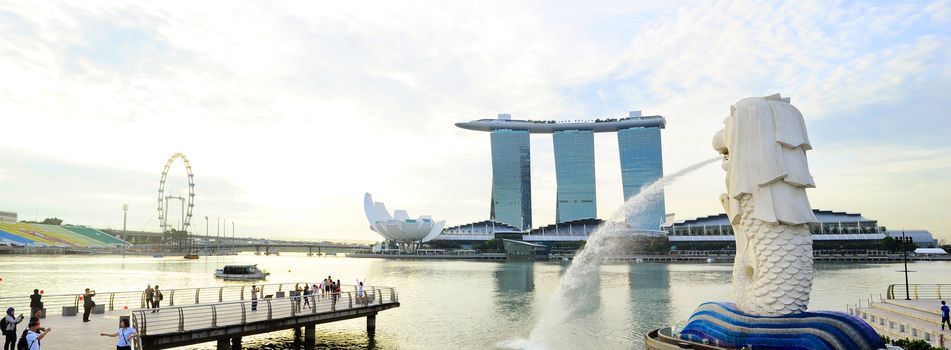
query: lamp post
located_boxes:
[900,232,912,300]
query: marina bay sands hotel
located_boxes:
[456,111,665,232]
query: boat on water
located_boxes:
[184,254,199,259]
[215,264,270,281]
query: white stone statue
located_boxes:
[712,93,818,317]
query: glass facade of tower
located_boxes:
[490,130,532,230]
[553,130,596,223]
[618,127,665,232]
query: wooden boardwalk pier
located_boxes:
[0,282,399,350]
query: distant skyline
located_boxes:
[0,1,948,242]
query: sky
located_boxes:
[0,0,949,242]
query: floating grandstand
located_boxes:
[0,222,129,248]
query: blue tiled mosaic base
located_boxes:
[679,302,884,350]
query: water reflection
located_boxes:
[493,262,534,319]
[627,264,671,346]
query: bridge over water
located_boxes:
[0,282,398,349]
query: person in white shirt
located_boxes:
[250,285,259,311]
[356,278,366,305]
[99,318,137,350]
[24,320,50,350]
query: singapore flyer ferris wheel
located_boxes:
[157,152,195,233]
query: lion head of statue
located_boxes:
[712,93,818,225]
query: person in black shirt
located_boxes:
[82,288,96,323]
[28,290,42,318]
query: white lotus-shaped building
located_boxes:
[364,193,445,252]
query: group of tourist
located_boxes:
[0,288,137,350]
[0,278,378,349]
[246,276,369,314]
[2,307,49,350]
[142,285,164,313]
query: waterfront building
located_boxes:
[0,210,15,223]
[885,230,937,248]
[456,111,666,232]
[490,128,533,230]
[437,220,522,240]
[553,130,596,223]
[363,193,445,253]
[522,218,605,242]
[663,209,889,250]
[617,111,665,231]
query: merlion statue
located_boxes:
[712,93,818,317]
[651,94,884,350]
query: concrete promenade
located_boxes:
[1,282,399,350]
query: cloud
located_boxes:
[0,0,948,240]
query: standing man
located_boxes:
[82,288,96,323]
[941,301,950,330]
[250,285,259,311]
[23,320,50,350]
[144,285,154,309]
[28,290,42,319]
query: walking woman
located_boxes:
[2,308,24,350]
[302,284,311,308]
[100,318,137,350]
[151,286,162,313]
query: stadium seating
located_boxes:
[0,223,129,248]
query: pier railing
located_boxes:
[131,286,398,336]
[886,284,951,300]
[0,282,368,316]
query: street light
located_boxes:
[898,232,914,301]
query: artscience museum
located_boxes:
[363,193,445,253]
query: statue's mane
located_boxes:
[724,93,817,225]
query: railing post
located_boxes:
[241,286,245,301]
[291,296,297,316]
[109,292,116,311]
[390,288,395,303]
[914,285,919,299]
[212,304,217,327]
[266,299,272,320]
[377,289,381,305]
[241,300,247,324]
[939,285,943,299]
[177,307,185,332]
[195,288,200,304]
[219,287,224,302]
[348,292,353,309]
[141,292,147,308]
[170,290,175,306]
[138,311,147,335]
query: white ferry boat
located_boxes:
[214,264,270,281]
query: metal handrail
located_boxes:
[886,284,951,300]
[0,281,349,316]
[130,286,398,336]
